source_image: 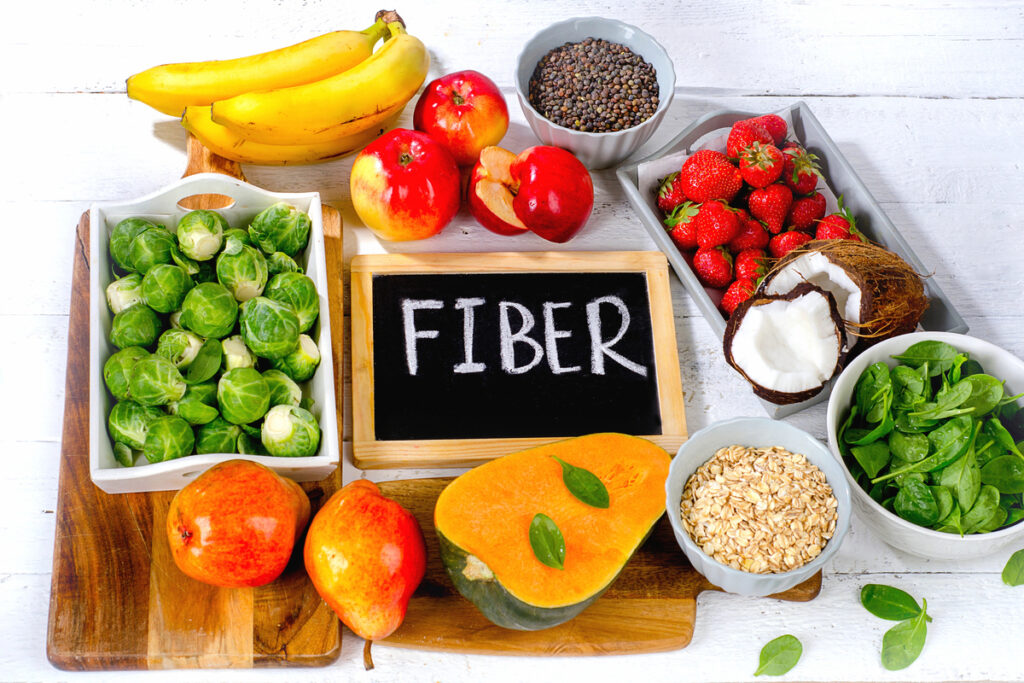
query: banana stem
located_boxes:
[375,9,406,39]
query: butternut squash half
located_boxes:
[434,433,671,630]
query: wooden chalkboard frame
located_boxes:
[350,251,687,469]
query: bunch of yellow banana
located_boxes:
[126,10,429,165]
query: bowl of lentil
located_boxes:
[665,417,852,596]
[514,17,675,169]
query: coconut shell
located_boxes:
[759,239,928,348]
[723,282,846,405]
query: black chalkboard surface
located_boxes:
[350,252,687,469]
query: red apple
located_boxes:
[166,459,311,588]
[469,145,594,243]
[413,70,509,167]
[350,128,461,241]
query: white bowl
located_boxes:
[665,417,851,596]
[826,332,1024,559]
[514,17,676,169]
[90,173,339,493]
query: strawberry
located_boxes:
[769,230,813,258]
[781,143,823,195]
[734,248,769,281]
[815,195,865,241]
[748,114,787,145]
[720,277,756,316]
[692,246,733,289]
[787,191,827,230]
[727,214,770,251]
[656,171,687,214]
[726,120,773,159]
[679,150,743,204]
[747,183,793,234]
[664,201,701,250]
[693,201,741,249]
[738,141,784,188]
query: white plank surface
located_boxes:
[4,0,1024,680]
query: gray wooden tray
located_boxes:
[616,101,967,417]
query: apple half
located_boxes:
[468,147,530,236]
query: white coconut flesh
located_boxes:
[729,292,841,395]
[762,251,861,349]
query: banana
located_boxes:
[182,106,397,165]
[126,15,393,117]
[210,22,429,145]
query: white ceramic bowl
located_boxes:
[826,332,1024,560]
[90,173,339,493]
[665,417,852,596]
[514,17,676,169]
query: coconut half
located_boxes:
[723,283,846,405]
[760,239,928,351]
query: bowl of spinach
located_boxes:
[826,332,1024,559]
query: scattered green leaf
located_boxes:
[754,634,802,676]
[552,456,609,508]
[529,513,565,570]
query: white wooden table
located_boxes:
[3,0,1023,680]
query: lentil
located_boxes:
[528,37,659,133]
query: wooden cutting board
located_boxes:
[46,137,345,670]
[378,478,822,656]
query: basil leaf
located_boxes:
[1002,549,1024,586]
[185,338,222,385]
[892,341,959,376]
[754,634,802,676]
[860,584,923,621]
[880,604,929,670]
[529,513,565,570]
[552,456,609,508]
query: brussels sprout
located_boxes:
[217,367,270,424]
[173,400,219,425]
[180,282,238,339]
[237,431,269,455]
[110,218,161,272]
[181,381,218,406]
[108,399,164,450]
[271,334,321,382]
[103,346,149,400]
[196,417,241,454]
[155,328,204,369]
[176,209,226,261]
[170,245,201,275]
[265,272,319,332]
[141,263,194,313]
[193,260,218,284]
[169,310,183,329]
[267,251,303,277]
[128,355,186,406]
[128,226,177,275]
[239,296,300,360]
[106,273,144,314]
[223,228,252,247]
[110,303,162,349]
[113,442,136,467]
[263,369,302,407]
[248,202,310,256]
[221,334,255,372]
[216,237,268,302]
[143,415,195,463]
[261,404,320,457]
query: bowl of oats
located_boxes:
[666,417,851,596]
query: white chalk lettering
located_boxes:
[542,301,580,374]
[586,295,648,377]
[499,301,543,374]
[453,297,486,374]
[402,298,443,376]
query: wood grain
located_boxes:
[377,477,821,656]
[46,140,344,670]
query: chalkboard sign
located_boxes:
[350,252,687,469]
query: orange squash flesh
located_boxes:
[434,433,670,610]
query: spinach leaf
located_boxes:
[754,634,802,676]
[880,602,930,671]
[850,411,895,446]
[978,505,1008,533]
[852,442,891,479]
[962,485,1001,534]
[931,485,954,523]
[939,452,980,512]
[959,374,1006,417]
[892,365,927,410]
[184,338,222,385]
[551,456,610,508]
[892,341,959,376]
[894,410,939,434]
[857,362,893,424]
[980,456,1024,494]
[860,584,924,621]
[1002,549,1024,586]
[873,417,975,483]
[935,503,963,535]
[949,353,968,383]
[985,418,1024,459]
[894,479,940,526]
[529,513,565,570]
[910,381,973,421]
[890,430,929,463]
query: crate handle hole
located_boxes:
[177,194,237,211]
